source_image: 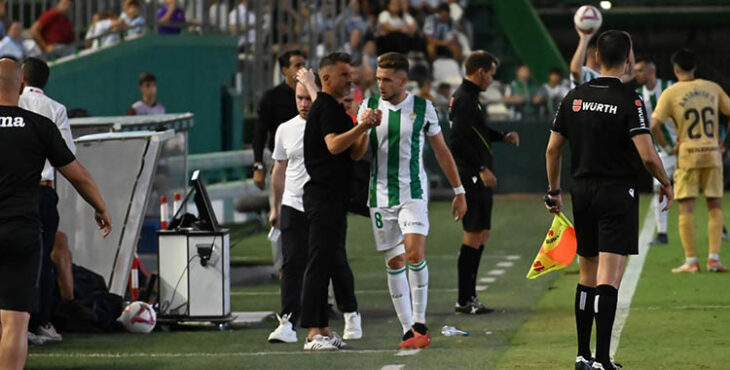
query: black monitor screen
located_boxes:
[191,170,219,232]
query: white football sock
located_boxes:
[408,260,428,324]
[387,266,413,334]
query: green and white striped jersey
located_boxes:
[358,93,441,208]
[570,66,600,88]
[637,78,676,154]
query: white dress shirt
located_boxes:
[18,86,76,182]
[271,115,308,212]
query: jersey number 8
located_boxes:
[685,107,714,140]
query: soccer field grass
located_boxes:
[25,195,730,369]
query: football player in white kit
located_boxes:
[358,52,467,349]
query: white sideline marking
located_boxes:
[610,195,656,356]
[476,285,488,292]
[394,349,421,356]
[635,304,730,311]
[232,311,272,323]
[487,269,505,276]
[29,349,400,359]
[479,277,496,283]
[381,365,405,370]
[231,288,457,296]
[496,261,514,268]
[505,255,521,260]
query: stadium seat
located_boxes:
[432,58,463,86]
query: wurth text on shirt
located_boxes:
[571,99,618,114]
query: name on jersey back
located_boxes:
[0,116,25,128]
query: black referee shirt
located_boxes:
[0,106,75,222]
[254,82,298,163]
[303,92,354,203]
[552,77,650,181]
[449,79,505,174]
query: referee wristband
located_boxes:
[453,185,466,195]
[547,189,561,196]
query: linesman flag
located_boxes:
[526,212,577,279]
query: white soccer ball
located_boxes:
[574,5,603,33]
[119,301,157,334]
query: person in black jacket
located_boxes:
[449,51,519,315]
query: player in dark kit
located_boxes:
[545,31,673,370]
[449,51,519,314]
[0,59,112,370]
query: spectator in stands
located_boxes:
[533,67,570,117]
[121,0,145,39]
[504,64,538,118]
[86,12,121,50]
[376,0,420,54]
[128,73,166,115]
[229,0,256,51]
[157,0,186,35]
[339,0,368,59]
[349,61,365,107]
[434,81,451,120]
[31,0,74,57]
[0,22,26,61]
[416,78,436,102]
[424,3,461,62]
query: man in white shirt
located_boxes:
[18,57,76,344]
[267,72,361,348]
[0,22,26,60]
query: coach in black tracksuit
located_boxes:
[449,51,519,314]
[545,31,672,370]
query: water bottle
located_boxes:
[441,325,469,336]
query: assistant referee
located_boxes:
[449,51,519,315]
[545,31,672,370]
[0,59,112,369]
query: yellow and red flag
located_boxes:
[526,212,577,279]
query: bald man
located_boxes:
[0,59,111,370]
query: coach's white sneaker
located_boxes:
[342,311,362,340]
[267,313,297,343]
[37,323,63,342]
[329,331,347,348]
[27,332,47,346]
[303,334,338,351]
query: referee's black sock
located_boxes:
[457,244,482,306]
[594,284,618,366]
[575,284,596,359]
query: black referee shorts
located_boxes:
[0,220,42,313]
[459,170,494,232]
[571,179,639,257]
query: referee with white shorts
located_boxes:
[0,58,111,370]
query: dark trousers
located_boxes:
[30,186,59,329]
[280,205,358,326]
[299,199,357,329]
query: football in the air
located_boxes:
[574,5,603,33]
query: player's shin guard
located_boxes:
[594,285,618,366]
[408,260,428,324]
[679,213,697,259]
[575,284,596,359]
[387,266,413,334]
[708,208,723,255]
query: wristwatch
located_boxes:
[253,162,264,171]
[547,188,561,196]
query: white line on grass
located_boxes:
[610,195,656,357]
[505,255,521,260]
[394,349,421,356]
[381,365,405,370]
[635,304,730,311]
[29,349,403,359]
[478,277,496,283]
[476,285,488,291]
[496,261,514,267]
[231,288,458,296]
[487,269,505,276]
